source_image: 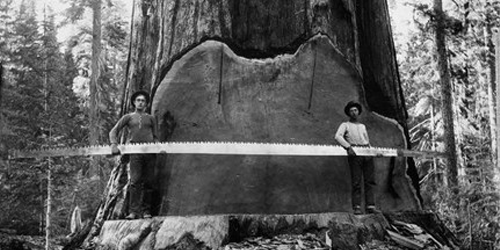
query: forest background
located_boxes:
[0,0,499,249]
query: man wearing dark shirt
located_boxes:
[109,90,158,219]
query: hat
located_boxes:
[344,101,362,116]
[131,90,150,108]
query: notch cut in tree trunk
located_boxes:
[150,35,419,216]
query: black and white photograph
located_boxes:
[0,0,498,249]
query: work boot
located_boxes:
[366,205,380,214]
[353,205,363,215]
[125,212,140,220]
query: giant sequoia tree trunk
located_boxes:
[129,0,418,213]
[78,0,423,247]
[137,0,419,214]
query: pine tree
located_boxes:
[1,0,47,234]
[394,0,500,248]
[0,0,89,236]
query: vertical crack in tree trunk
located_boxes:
[218,44,224,105]
[308,42,317,110]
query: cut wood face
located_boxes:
[151,34,419,216]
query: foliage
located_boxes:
[0,0,86,236]
[62,0,128,142]
[0,0,128,238]
[392,0,500,248]
[4,0,498,247]
[422,138,500,249]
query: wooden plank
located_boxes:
[387,230,424,250]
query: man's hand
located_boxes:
[347,146,357,156]
[111,144,121,155]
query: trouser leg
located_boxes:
[128,154,143,214]
[142,154,156,214]
[363,157,376,206]
[348,156,363,208]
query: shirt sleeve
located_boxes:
[335,123,351,149]
[109,114,129,144]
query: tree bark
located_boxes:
[355,0,407,124]
[434,0,458,188]
[81,161,128,248]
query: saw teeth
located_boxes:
[10,142,442,159]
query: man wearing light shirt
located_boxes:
[335,101,378,215]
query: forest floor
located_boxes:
[0,232,441,250]
[0,228,448,250]
[220,233,410,250]
[0,232,66,250]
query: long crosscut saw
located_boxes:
[8,142,446,159]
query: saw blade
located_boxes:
[8,142,445,159]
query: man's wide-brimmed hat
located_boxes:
[131,90,150,108]
[344,101,363,116]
